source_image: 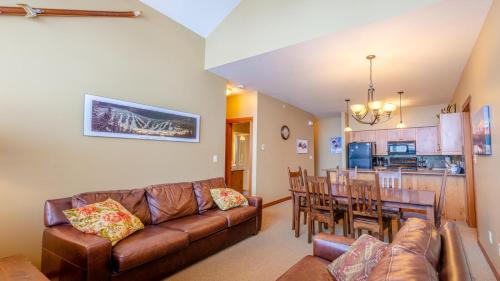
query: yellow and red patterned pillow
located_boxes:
[210,188,248,211]
[63,198,144,246]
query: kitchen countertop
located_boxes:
[325,168,465,177]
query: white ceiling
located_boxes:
[141,0,241,37]
[208,0,492,117]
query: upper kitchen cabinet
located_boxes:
[375,130,388,155]
[387,128,416,142]
[440,113,464,155]
[416,126,440,155]
[349,130,376,143]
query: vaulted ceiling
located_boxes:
[143,0,492,117]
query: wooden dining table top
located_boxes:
[290,183,436,207]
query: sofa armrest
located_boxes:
[42,225,112,281]
[313,233,355,262]
[246,196,262,232]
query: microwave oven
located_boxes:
[388,141,416,155]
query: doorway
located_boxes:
[462,96,477,227]
[225,117,253,196]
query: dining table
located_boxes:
[290,183,437,226]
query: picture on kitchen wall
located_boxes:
[330,137,342,154]
[84,94,200,142]
[296,139,309,154]
[472,105,492,155]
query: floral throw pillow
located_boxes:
[210,188,248,211]
[327,234,388,281]
[63,198,144,246]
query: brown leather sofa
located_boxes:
[277,218,472,281]
[41,177,262,281]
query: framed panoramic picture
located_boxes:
[472,105,492,155]
[84,94,200,142]
[296,139,308,154]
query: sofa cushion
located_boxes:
[158,215,227,242]
[201,206,257,227]
[193,177,226,213]
[277,256,334,281]
[145,182,198,224]
[72,188,151,225]
[63,198,145,246]
[210,188,248,211]
[112,226,189,272]
[327,234,388,281]
[389,218,441,269]
[367,246,438,281]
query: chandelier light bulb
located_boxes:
[383,103,396,112]
[351,104,366,115]
[368,101,383,111]
[344,126,353,132]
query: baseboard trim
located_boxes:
[478,240,500,280]
[263,196,291,208]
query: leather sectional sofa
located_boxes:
[41,177,262,281]
[277,218,472,281]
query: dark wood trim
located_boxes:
[225,123,233,186]
[263,196,291,208]
[478,240,500,280]
[462,95,472,112]
[462,112,477,227]
[226,117,253,124]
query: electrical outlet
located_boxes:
[489,231,494,244]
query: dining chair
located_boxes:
[402,170,448,228]
[347,175,393,241]
[304,169,346,243]
[288,167,307,237]
[377,168,402,189]
[335,166,357,184]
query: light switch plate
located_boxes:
[212,155,218,163]
[261,144,265,151]
[489,231,494,244]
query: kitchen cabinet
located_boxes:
[350,130,376,142]
[387,128,416,142]
[375,130,388,155]
[439,113,463,155]
[416,126,440,155]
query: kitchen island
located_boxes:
[325,168,466,222]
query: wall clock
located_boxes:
[281,125,290,140]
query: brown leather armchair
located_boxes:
[277,219,472,281]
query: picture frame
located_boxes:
[296,139,308,154]
[84,94,200,142]
[472,105,492,155]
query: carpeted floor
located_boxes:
[166,201,496,281]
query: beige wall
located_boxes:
[256,94,315,203]
[0,0,226,266]
[315,116,343,176]
[205,0,436,69]
[451,0,500,271]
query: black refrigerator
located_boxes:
[348,142,375,169]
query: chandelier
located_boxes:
[346,55,397,126]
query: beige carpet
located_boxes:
[166,201,496,281]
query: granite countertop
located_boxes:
[325,168,465,177]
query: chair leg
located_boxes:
[294,211,300,238]
[388,220,393,242]
[303,210,307,225]
[291,193,295,230]
[357,229,362,238]
[307,217,313,243]
[342,216,348,237]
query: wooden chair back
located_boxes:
[335,166,357,184]
[377,168,402,189]
[288,166,304,191]
[436,170,449,228]
[347,177,383,236]
[304,170,334,212]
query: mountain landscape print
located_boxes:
[84,95,200,142]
